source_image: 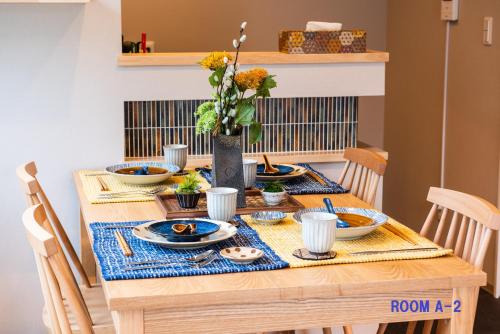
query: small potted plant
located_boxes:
[261,181,286,206]
[175,172,201,209]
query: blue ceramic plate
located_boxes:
[256,164,295,176]
[147,219,220,242]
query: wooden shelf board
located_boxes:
[118,50,389,67]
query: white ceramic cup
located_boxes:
[301,212,337,254]
[206,187,238,222]
[163,144,188,171]
[242,159,257,188]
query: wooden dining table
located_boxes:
[74,172,486,334]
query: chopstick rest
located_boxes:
[114,231,133,257]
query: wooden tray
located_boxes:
[155,189,305,219]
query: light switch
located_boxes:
[483,17,493,46]
[441,0,459,21]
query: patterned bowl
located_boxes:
[251,211,286,225]
[293,207,388,240]
[106,161,180,185]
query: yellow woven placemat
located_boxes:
[79,170,211,204]
[243,214,452,268]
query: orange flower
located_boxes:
[199,51,232,70]
[235,68,268,90]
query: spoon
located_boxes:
[186,250,214,262]
[263,154,279,174]
[322,198,350,228]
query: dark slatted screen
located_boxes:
[124,97,358,159]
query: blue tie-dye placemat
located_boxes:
[197,163,348,195]
[90,216,289,281]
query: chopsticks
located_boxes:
[383,223,418,246]
[350,247,439,256]
[306,170,327,185]
[96,176,110,192]
[114,231,133,257]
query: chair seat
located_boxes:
[43,285,115,334]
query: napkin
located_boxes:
[305,21,343,32]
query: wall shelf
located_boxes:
[118,50,389,67]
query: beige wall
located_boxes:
[385,0,500,286]
[122,0,386,52]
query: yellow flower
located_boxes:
[200,51,233,70]
[235,68,268,90]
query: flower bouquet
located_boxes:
[195,22,277,207]
[195,21,277,143]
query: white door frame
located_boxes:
[495,153,500,298]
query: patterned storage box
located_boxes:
[278,30,366,54]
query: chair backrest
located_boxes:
[337,148,387,206]
[23,205,94,334]
[16,161,91,288]
[420,187,500,269]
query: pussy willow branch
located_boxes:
[225,27,245,134]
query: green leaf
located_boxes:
[256,75,277,98]
[209,68,225,87]
[235,102,255,126]
[249,121,262,144]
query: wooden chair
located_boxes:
[377,187,500,334]
[23,204,114,334]
[320,149,387,334]
[16,161,91,288]
[337,148,387,206]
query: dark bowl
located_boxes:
[256,164,295,176]
[146,219,220,242]
[175,192,201,209]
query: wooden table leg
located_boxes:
[80,209,96,284]
[114,310,144,334]
[449,286,479,334]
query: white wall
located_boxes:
[0,1,384,332]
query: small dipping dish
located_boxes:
[251,211,286,225]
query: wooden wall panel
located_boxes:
[384,0,447,229]
[445,0,500,287]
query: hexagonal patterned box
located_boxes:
[278,30,366,54]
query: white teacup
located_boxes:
[206,187,238,222]
[163,144,188,171]
[301,212,337,254]
[242,159,257,188]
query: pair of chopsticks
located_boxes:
[383,223,418,246]
[350,247,439,256]
[306,170,327,185]
[114,231,133,257]
[96,176,110,192]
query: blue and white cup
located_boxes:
[243,159,257,188]
[163,144,188,171]
[206,187,238,222]
[301,212,337,254]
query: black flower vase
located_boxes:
[211,134,246,208]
